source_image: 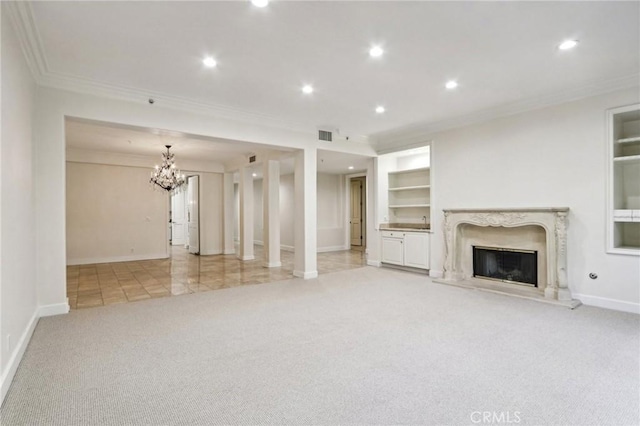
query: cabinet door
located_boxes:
[381,238,404,265]
[404,233,430,269]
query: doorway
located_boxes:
[349,176,366,250]
[170,189,188,246]
[187,175,200,255]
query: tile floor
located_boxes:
[67,246,366,309]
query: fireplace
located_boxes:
[473,246,537,287]
[435,208,580,308]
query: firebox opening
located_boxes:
[472,246,538,287]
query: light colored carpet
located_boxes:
[1,267,638,425]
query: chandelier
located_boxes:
[150,145,186,193]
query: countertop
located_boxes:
[379,223,431,233]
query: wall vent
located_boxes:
[318,130,332,142]
[249,155,256,163]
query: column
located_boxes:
[238,166,254,261]
[293,148,318,279]
[223,172,235,255]
[263,160,281,267]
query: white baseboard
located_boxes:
[238,255,255,261]
[572,293,640,314]
[367,260,381,267]
[429,270,444,278]
[39,300,70,317]
[256,243,347,253]
[317,245,349,253]
[67,252,169,266]
[1,309,39,404]
[200,249,223,256]
[263,261,282,268]
[223,249,236,255]
[293,270,318,279]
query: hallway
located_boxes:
[66,247,366,309]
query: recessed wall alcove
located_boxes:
[435,208,581,308]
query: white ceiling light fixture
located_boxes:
[302,84,314,94]
[369,45,384,58]
[445,80,458,90]
[202,56,217,68]
[348,166,354,170]
[558,39,579,50]
[251,0,269,7]
[375,106,385,114]
[252,173,257,177]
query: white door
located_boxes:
[170,190,187,246]
[187,176,200,254]
[350,179,363,246]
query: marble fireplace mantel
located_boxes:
[436,208,581,308]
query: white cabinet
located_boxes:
[388,167,430,226]
[607,104,640,254]
[404,232,430,269]
[381,231,430,270]
[381,234,404,265]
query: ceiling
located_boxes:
[30,1,639,139]
[48,1,637,174]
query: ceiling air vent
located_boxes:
[318,130,332,142]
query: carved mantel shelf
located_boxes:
[436,207,581,309]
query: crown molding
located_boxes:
[38,71,316,134]
[66,148,225,174]
[6,1,319,136]
[4,1,49,80]
[372,73,640,151]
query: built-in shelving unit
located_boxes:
[607,103,640,255]
[388,167,430,225]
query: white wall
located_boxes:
[316,173,346,251]
[253,178,263,244]
[279,174,295,250]
[233,182,239,242]
[197,172,223,255]
[254,173,346,252]
[66,162,169,264]
[427,88,640,312]
[1,5,39,401]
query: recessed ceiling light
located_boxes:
[369,45,384,58]
[375,106,385,114]
[348,166,354,170]
[302,84,314,94]
[203,56,217,68]
[251,0,269,7]
[558,39,579,50]
[252,173,257,177]
[445,80,458,90]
